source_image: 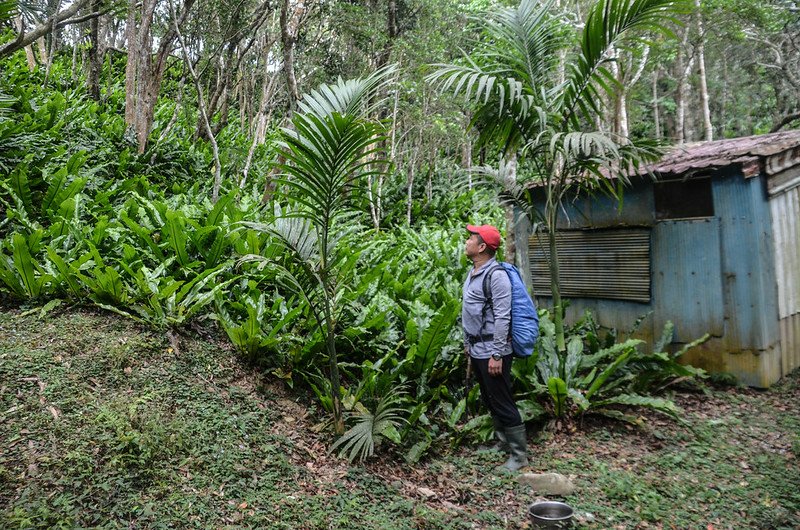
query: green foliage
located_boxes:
[515,310,708,424]
[430,0,684,357]
[332,389,407,463]
[0,231,51,299]
[216,288,302,363]
[95,396,186,473]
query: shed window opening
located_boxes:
[528,228,651,303]
[654,177,714,220]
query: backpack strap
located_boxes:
[478,263,505,335]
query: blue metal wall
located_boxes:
[524,169,781,385]
[652,218,724,342]
[712,169,780,353]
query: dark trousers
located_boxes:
[472,355,522,428]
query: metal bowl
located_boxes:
[527,501,574,528]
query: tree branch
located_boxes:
[55,9,110,29]
[0,0,92,58]
[770,111,800,133]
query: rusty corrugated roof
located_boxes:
[637,129,800,178]
[524,129,800,188]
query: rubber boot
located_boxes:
[480,418,510,453]
[502,424,529,471]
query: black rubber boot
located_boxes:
[480,418,510,452]
[493,418,510,453]
[502,424,528,471]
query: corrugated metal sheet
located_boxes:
[652,218,724,342]
[529,228,650,302]
[770,186,800,319]
[770,181,800,376]
[779,314,800,379]
[713,174,780,352]
[679,339,782,388]
[767,164,800,196]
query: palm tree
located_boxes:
[428,0,684,355]
[244,66,395,435]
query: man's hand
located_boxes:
[488,356,503,376]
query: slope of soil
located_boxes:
[1,308,798,529]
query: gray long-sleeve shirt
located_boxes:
[462,258,513,359]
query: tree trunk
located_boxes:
[546,180,566,356]
[87,0,101,100]
[652,66,661,139]
[406,161,415,226]
[43,0,64,85]
[243,57,279,188]
[280,0,302,114]
[721,55,729,136]
[609,48,628,138]
[675,29,695,144]
[125,0,196,153]
[694,0,712,141]
[502,153,517,265]
[124,1,137,129]
[173,10,222,202]
[71,29,79,81]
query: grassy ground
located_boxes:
[1,308,798,529]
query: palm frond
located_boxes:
[276,115,387,225]
[297,64,397,119]
[563,0,687,127]
[592,393,682,419]
[331,389,407,463]
[486,0,564,87]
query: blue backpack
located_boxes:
[482,262,539,357]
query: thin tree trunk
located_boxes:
[675,29,695,144]
[652,66,661,140]
[87,0,101,100]
[150,75,185,164]
[125,0,196,153]
[503,153,517,265]
[243,67,278,188]
[43,0,64,85]
[609,48,626,137]
[694,0,712,141]
[15,15,37,70]
[426,156,434,203]
[721,56,728,136]
[406,160,415,226]
[124,0,137,129]
[173,10,222,202]
[319,242,344,436]
[546,178,566,355]
[462,112,472,188]
[280,0,302,114]
[71,28,79,80]
[36,37,47,64]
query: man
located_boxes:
[462,224,528,471]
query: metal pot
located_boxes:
[527,501,574,528]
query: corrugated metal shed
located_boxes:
[518,129,800,387]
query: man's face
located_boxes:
[465,232,484,258]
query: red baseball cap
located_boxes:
[466,224,501,250]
